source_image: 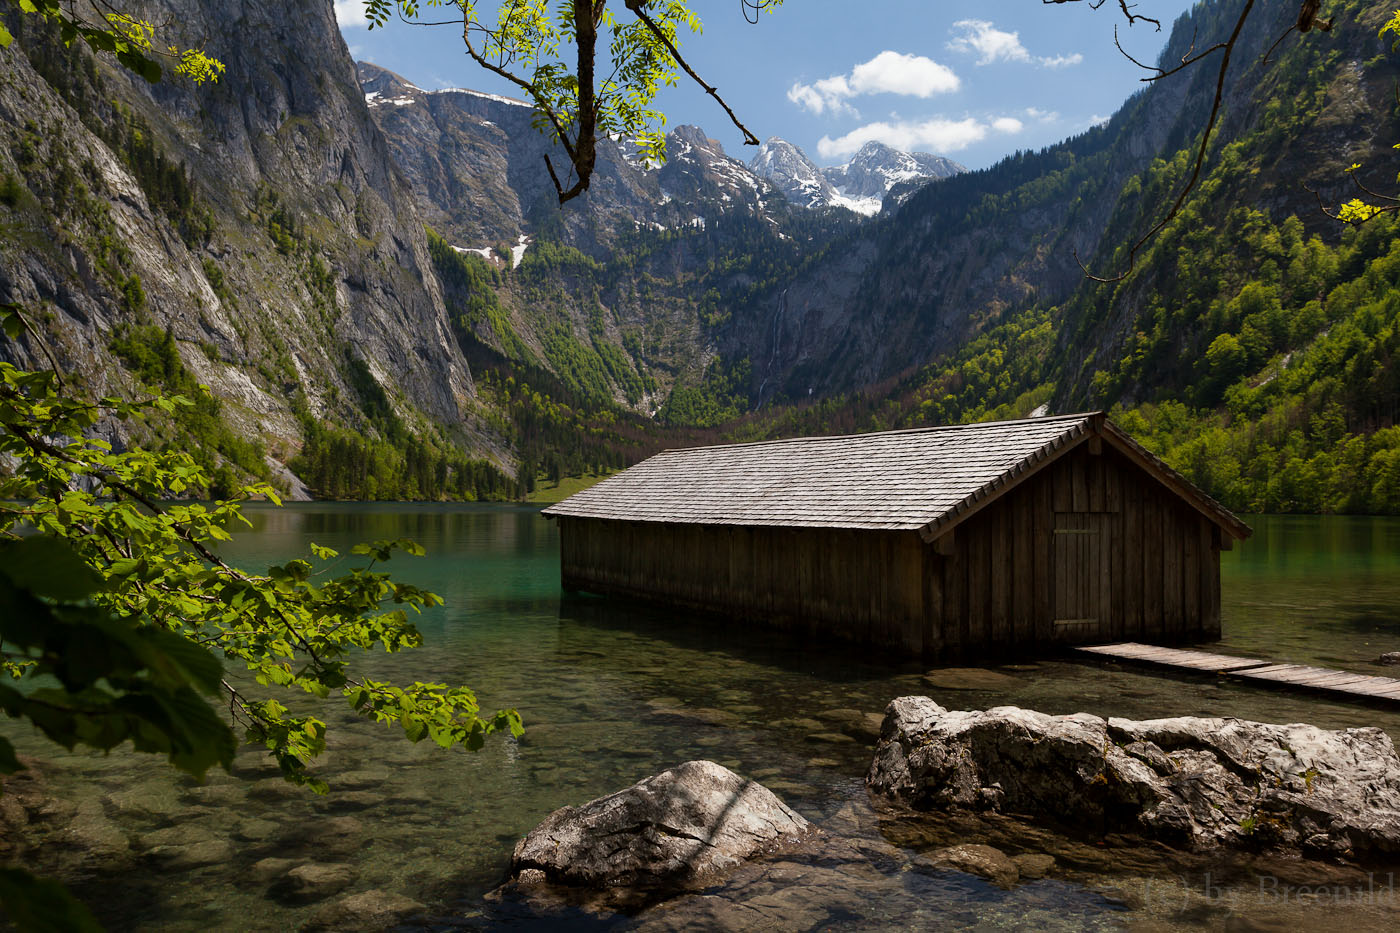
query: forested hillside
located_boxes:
[1,0,1397,513]
[713,0,1400,515]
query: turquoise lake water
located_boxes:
[8,506,1400,931]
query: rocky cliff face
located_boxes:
[357,62,672,259]
[360,62,787,258]
[4,0,1392,465]
[358,62,815,413]
[718,0,1390,407]
[749,137,841,210]
[0,0,505,470]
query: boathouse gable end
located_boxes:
[543,413,1251,660]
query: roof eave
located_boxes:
[917,414,1253,544]
[917,418,1095,543]
[1097,420,1253,541]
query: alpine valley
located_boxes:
[1,0,1398,513]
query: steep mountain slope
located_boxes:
[725,0,1400,514]
[358,62,662,257]
[3,0,1396,512]
[360,62,787,256]
[715,0,1394,409]
[359,61,842,423]
[0,0,510,495]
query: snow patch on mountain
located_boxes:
[749,137,965,214]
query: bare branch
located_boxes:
[1080,0,1257,283]
[4,306,67,389]
[1260,24,1299,66]
[1042,0,1161,32]
[624,0,760,147]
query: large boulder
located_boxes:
[510,760,811,890]
[867,696,1400,860]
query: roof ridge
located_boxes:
[657,411,1101,456]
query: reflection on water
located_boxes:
[5,506,1400,931]
[1219,515,1400,668]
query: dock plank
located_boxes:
[1074,642,1400,706]
[1077,642,1269,672]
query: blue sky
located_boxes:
[335,0,1198,170]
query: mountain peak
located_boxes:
[823,144,965,206]
[748,137,965,215]
[748,138,839,210]
[671,125,724,153]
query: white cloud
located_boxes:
[817,114,1025,159]
[850,51,961,98]
[334,1,368,29]
[1025,107,1060,123]
[788,51,959,116]
[786,83,828,114]
[947,20,1082,69]
[948,19,1030,65]
[787,76,858,117]
[1088,113,1111,127]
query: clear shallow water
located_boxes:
[7,506,1400,931]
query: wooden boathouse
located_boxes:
[542,413,1253,660]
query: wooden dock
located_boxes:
[1075,642,1400,705]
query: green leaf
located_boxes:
[0,867,103,933]
[120,621,226,696]
[0,537,103,601]
[0,736,22,774]
[0,306,23,338]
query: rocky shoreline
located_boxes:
[8,698,1400,929]
[869,696,1400,860]
[487,698,1400,926]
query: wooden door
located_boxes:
[1052,512,1108,643]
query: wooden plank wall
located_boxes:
[559,518,927,653]
[559,442,1225,659]
[926,444,1223,658]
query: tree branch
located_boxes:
[623,0,760,147]
[1077,0,1257,283]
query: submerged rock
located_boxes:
[274,862,358,903]
[921,667,1022,691]
[920,843,1019,887]
[509,760,811,891]
[868,696,1400,860]
[1379,651,1400,666]
[145,840,235,871]
[1011,852,1056,880]
[300,889,424,932]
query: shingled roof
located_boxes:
[542,412,1252,541]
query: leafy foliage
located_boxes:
[1,305,522,801]
[0,0,223,84]
[658,356,752,427]
[363,1,777,200]
[109,324,270,497]
[292,415,517,501]
[0,867,101,933]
